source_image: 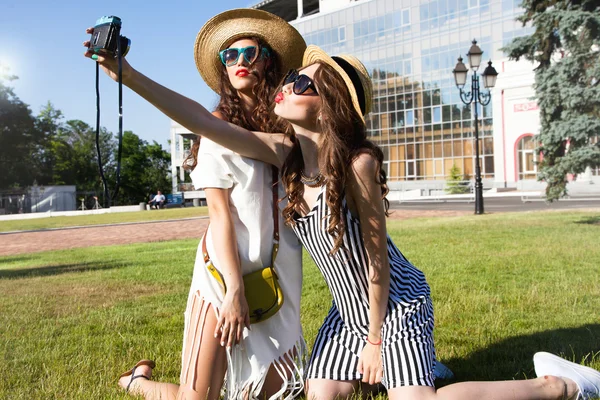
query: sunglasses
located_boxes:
[219,46,270,67]
[283,69,318,95]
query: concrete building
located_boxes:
[169,0,599,196]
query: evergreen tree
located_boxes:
[446,164,470,194]
[503,0,600,200]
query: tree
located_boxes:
[33,102,64,186]
[503,0,600,200]
[112,131,171,205]
[446,164,470,194]
[0,69,41,189]
[52,120,114,198]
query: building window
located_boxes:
[405,110,415,126]
[517,135,537,180]
[339,26,346,42]
[402,9,411,26]
[433,106,442,123]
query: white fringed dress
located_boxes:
[181,138,306,399]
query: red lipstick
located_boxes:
[236,69,249,77]
[275,92,284,103]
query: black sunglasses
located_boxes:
[283,69,318,95]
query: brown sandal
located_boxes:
[119,359,156,392]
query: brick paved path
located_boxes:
[0,210,468,256]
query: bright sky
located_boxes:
[0,0,258,148]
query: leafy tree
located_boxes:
[33,102,64,185]
[503,0,600,200]
[52,120,114,196]
[112,131,171,205]
[0,69,41,189]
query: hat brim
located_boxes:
[195,9,306,93]
[302,45,372,121]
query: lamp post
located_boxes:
[452,39,498,215]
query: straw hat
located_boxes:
[194,9,306,93]
[303,45,373,121]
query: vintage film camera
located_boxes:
[89,16,130,58]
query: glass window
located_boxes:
[406,110,415,126]
[433,106,442,123]
[448,0,458,15]
[339,26,346,42]
[434,142,443,158]
[443,105,452,121]
[439,0,448,17]
[430,1,439,19]
[464,157,473,176]
[484,156,495,176]
[377,16,385,37]
[463,139,473,156]
[469,0,479,8]
[423,90,432,107]
[443,141,453,157]
[405,93,414,109]
[369,18,376,35]
[420,4,429,21]
[424,107,432,124]
[404,60,412,75]
[385,13,394,30]
[403,9,411,26]
[393,11,402,34]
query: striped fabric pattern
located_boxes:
[292,187,436,388]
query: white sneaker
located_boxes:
[533,352,600,399]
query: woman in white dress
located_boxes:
[85,9,308,400]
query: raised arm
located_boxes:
[83,28,289,167]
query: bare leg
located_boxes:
[387,375,577,400]
[121,294,227,400]
[260,346,305,399]
[305,378,360,400]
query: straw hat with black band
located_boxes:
[302,45,373,122]
[195,9,307,93]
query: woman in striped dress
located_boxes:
[91,39,600,400]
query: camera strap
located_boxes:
[94,38,124,208]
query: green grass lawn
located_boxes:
[1,211,599,399]
[0,207,209,233]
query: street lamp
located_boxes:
[452,39,498,214]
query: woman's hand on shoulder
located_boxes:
[215,287,250,347]
[83,27,134,83]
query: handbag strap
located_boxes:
[202,166,280,268]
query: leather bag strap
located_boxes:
[202,166,280,268]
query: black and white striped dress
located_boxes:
[292,186,436,389]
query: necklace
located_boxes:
[300,170,325,188]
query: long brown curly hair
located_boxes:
[281,62,389,255]
[184,37,288,170]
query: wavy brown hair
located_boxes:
[281,62,389,255]
[184,37,288,170]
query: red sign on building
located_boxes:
[514,102,539,112]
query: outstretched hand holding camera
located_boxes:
[83,26,134,84]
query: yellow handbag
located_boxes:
[202,166,284,324]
